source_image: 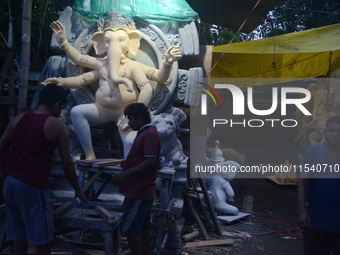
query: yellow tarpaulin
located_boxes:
[212,23,340,86]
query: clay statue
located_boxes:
[295,82,338,159]
[205,161,240,215]
[204,140,239,215]
[305,83,337,145]
[42,8,182,159]
[153,112,188,168]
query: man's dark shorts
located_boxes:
[120,197,153,236]
[3,176,53,245]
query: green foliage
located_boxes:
[248,0,340,39]
[198,0,340,44]
[31,0,60,64]
[0,0,63,68]
[199,21,242,46]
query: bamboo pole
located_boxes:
[18,0,32,113]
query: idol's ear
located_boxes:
[91,31,106,55]
[128,31,142,56]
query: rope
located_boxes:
[208,0,262,77]
[230,211,303,239]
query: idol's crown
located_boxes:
[97,8,136,32]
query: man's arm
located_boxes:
[0,113,24,186]
[297,146,314,229]
[298,175,311,228]
[47,118,87,203]
[111,157,156,185]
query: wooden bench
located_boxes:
[54,207,122,255]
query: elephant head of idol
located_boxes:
[91,8,142,91]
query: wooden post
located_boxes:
[183,193,209,240]
[105,232,113,255]
[18,0,32,113]
[53,202,74,221]
[0,48,18,121]
[95,206,116,224]
[198,178,223,237]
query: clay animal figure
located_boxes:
[153,112,188,168]
[42,8,182,159]
[205,161,240,215]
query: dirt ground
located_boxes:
[179,178,303,255]
[0,178,302,255]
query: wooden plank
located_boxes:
[179,239,234,249]
[53,202,64,208]
[94,179,111,198]
[52,238,91,255]
[198,178,223,237]
[83,251,105,255]
[86,201,122,212]
[105,232,113,255]
[122,249,130,255]
[222,231,250,238]
[92,159,123,167]
[77,159,110,166]
[217,212,251,224]
[183,193,209,240]
[54,228,78,237]
[95,206,116,224]
[51,252,73,255]
[77,158,122,167]
[112,222,121,255]
[53,202,73,221]
[80,168,105,193]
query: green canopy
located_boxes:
[73,0,198,22]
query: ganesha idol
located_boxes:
[42,8,182,159]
